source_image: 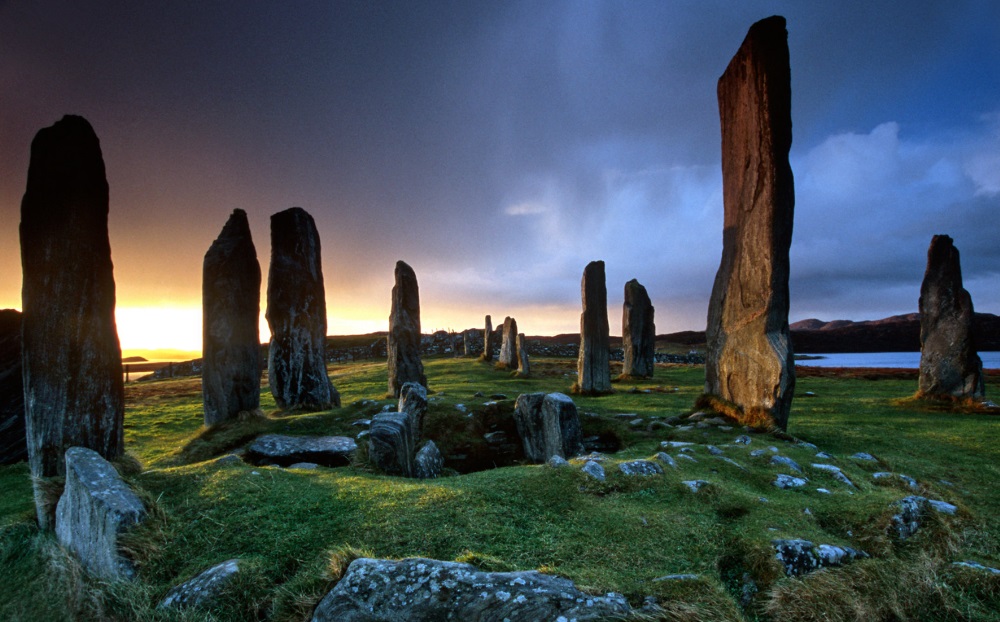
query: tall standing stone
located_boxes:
[267,207,339,410]
[498,317,519,369]
[20,115,124,526]
[387,260,426,397]
[918,235,984,398]
[705,16,795,430]
[622,279,655,379]
[0,309,25,465]
[577,261,611,394]
[203,209,262,425]
[481,315,494,361]
[516,333,530,377]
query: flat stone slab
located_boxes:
[159,559,241,609]
[245,434,356,467]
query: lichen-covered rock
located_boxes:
[705,16,795,430]
[516,333,530,377]
[810,464,856,488]
[497,317,519,370]
[159,559,241,610]
[398,382,428,439]
[311,557,631,622]
[246,434,355,467]
[55,447,146,580]
[513,392,584,463]
[773,474,808,489]
[622,279,655,378]
[618,460,664,477]
[918,235,984,398]
[655,452,677,469]
[369,412,415,477]
[547,455,569,468]
[577,261,612,394]
[0,309,25,465]
[581,460,606,481]
[203,209,262,425]
[267,207,339,410]
[413,440,443,479]
[770,455,803,473]
[851,452,877,462]
[387,261,426,397]
[772,539,867,576]
[873,472,919,491]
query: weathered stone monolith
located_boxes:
[705,16,795,430]
[918,235,984,399]
[0,309,25,465]
[516,333,530,377]
[203,209,262,425]
[20,115,124,526]
[267,207,339,411]
[387,260,426,397]
[513,392,584,463]
[481,315,494,361]
[622,279,655,378]
[498,317,519,369]
[577,261,611,394]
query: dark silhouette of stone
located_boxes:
[918,235,984,398]
[705,16,795,430]
[368,411,415,477]
[266,207,339,411]
[20,116,124,526]
[202,209,262,426]
[497,317,518,369]
[513,392,584,463]
[577,261,611,394]
[622,279,655,378]
[516,333,530,377]
[0,310,25,465]
[387,261,426,397]
[481,315,494,361]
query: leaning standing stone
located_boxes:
[918,235,984,398]
[387,261,427,396]
[0,309,25,465]
[622,279,655,378]
[577,261,612,394]
[202,209,262,425]
[266,207,339,410]
[516,333,531,377]
[20,116,124,526]
[705,16,795,430]
[497,316,519,369]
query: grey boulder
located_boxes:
[246,434,356,467]
[159,559,241,610]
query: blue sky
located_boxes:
[1,1,998,348]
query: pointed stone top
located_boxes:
[624,279,650,304]
[216,209,252,240]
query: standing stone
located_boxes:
[497,317,519,369]
[20,116,124,526]
[267,207,339,411]
[481,315,494,361]
[398,381,428,438]
[0,309,25,465]
[622,279,655,378]
[705,16,795,430]
[368,412,415,477]
[513,392,584,463]
[516,333,530,377]
[918,235,984,398]
[202,209,262,425]
[577,261,612,394]
[387,260,426,397]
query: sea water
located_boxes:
[797,351,1000,369]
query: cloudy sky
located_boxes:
[1,1,998,354]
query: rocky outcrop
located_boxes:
[398,381,427,439]
[54,447,146,580]
[516,333,530,377]
[890,495,958,540]
[918,235,984,398]
[20,116,125,526]
[622,279,655,378]
[159,559,241,610]
[413,440,443,479]
[245,434,356,467]
[202,209,262,425]
[618,460,664,476]
[311,557,631,622]
[772,539,867,577]
[705,16,795,430]
[387,261,426,397]
[577,261,611,394]
[513,392,584,463]
[497,317,518,369]
[481,315,494,361]
[368,412,416,477]
[0,309,25,465]
[267,207,339,411]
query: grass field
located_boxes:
[1,357,998,621]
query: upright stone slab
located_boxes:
[20,116,124,525]
[387,260,427,397]
[516,333,530,377]
[622,279,655,378]
[481,315,494,361]
[497,316,518,369]
[202,209,262,425]
[705,16,795,430]
[368,411,415,477]
[267,207,339,410]
[398,381,428,438]
[577,261,611,394]
[0,310,25,465]
[918,235,984,398]
[513,392,584,462]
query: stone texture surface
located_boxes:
[0,309,25,465]
[387,261,426,397]
[55,447,146,580]
[918,235,984,398]
[705,16,795,430]
[618,460,664,477]
[890,495,958,540]
[413,440,443,479]
[398,381,427,439]
[311,557,631,622]
[582,460,606,480]
[516,333,530,377]
[246,434,356,467]
[770,455,802,473]
[773,474,808,489]
[202,209,262,425]
[622,279,655,378]
[513,392,584,463]
[267,207,339,410]
[497,316,519,369]
[20,116,125,526]
[369,411,415,477]
[577,261,612,394]
[481,315,494,361]
[159,559,241,610]
[772,539,867,577]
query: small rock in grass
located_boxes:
[159,559,241,610]
[288,462,318,470]
[718,456,748,471]
[719,426,733,431]
[952,561,1000,574]
[816,488,831,494]
[661,441,694,448]
[773,474,808,489]
[851,452,877,462]
[707,445,724,456]
[676,425,694,431]
[652,574,699,582]
[677,454,698,463]
[796,441,818,450]
[654,452,677,469]
[614,413,638,420]
[628,418,644,427]
[618,460,664,477]
[770,455,803,473]
[679,447,695,454]
[681,480,709,493]
[750,449,768,457]
[772,539,867,577]
[811,464,856,488]
[734,435,752,445]
[351,419,371,427]
[815,451,833,459]
[802,391,816,397]
[581,460,606,481]
[927,499,957,515]
[547,455,570,468]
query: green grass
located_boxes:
[1,358,998,621]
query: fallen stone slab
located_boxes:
[772,539,867,577]
[159,559,241,610]
[310,558,632,622]
[246,434,356,467]
[55,447,146,580]
[618,460,664,477]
